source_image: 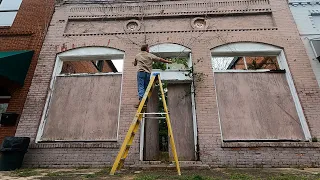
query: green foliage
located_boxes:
[153,61,167,70]
[152,57,189,70]
[94,167,111,176]
[156,83,169,152]
[134,174,215,180]
[230,173,254,180]
[247,60,259,70]
[84,173,98,179]
[134,174,162,180]
[170,57,189,69]
[12,168,40,177]
[45,171,64,177]
[268,174,310,180]
[311,137,318,142]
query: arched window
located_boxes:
[37,47,125,142]
[211,42,311,142]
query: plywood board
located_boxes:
[215,72,305,141]
[167,83,195,160]
[41,75,122,141]
[144,87,160,160]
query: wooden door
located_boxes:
[167,83,195,161]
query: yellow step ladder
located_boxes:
[110,73,181,175]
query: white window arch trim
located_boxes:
[36,47,125,142]
[211,42,312,141]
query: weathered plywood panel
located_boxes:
[41,75,122,141]
[215,72,305,141]
[144,87,160,160]
[167,83,195,161]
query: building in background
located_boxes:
[15,0,320,168]
[0,0,54,143]
[289,0,320,86]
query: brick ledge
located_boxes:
[29,142,120,149]
[221,142,320,148]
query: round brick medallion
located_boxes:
[124,20,141,32]
[191,17,208,30]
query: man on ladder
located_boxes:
[109,45,181,176]
[133,44,172,108]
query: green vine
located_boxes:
[170,57,189,69]
[152,57,189,70]
[152,61,166,70]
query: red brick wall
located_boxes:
[0,0,54,143]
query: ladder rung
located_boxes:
[139,113,168,115]
[143,117,167,119]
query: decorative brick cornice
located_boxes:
[63,28,278,37]
[68,8,272,20]
[69,0,270,12]
[29,142,120,149]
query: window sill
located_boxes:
[29,142,120,149]
[221,141,320,148]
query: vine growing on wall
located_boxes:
[152,57,189,70]
[185,58,207,97]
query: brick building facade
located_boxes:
[0,0,54,143]
[15,0,320,168]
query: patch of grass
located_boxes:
[94,167,111,176]
[134,174,216,180]
[134,174,162,180]
[268,174,310,180]
[12,168,40,177]
[181,175,215,180]
[84,173,98,179]
[45,171,65,177]
[311,137,318,142]
[230,173,255,180]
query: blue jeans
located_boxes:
[137,71,151,100]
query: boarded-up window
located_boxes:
[41,75,121,141]
[215,72,305,141]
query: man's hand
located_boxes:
[160,58,172,64]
